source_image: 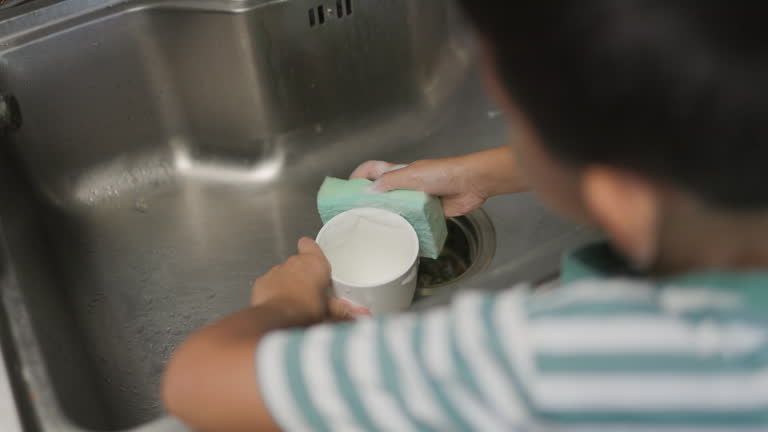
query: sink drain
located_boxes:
[415,209,496,299]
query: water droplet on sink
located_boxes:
[134,197,149,213]
[487,110,503,119]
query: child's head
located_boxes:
[459,1,768,272]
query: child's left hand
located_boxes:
[250,237,369,322]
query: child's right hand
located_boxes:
[250,238,370,321]
[350,147,527,217]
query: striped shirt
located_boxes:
[256,243,768,431]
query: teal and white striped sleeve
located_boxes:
[256,280,768,431]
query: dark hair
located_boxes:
[459,1,768,209]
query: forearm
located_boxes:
[163,300,319,432]
[464,146,527,197]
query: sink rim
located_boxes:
[0,0,285,47]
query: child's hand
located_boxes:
[351,158,488,217]
[350,147,526,217]
[165,241,365,432]
[250,238,367,322]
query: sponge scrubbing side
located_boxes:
[317,177,447,259]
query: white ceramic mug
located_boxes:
[316,208,420,316]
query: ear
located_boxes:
[581,166,662,269]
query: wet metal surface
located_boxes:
[0,0,593,430]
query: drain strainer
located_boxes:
[415,209,496,299]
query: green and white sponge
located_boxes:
[317,177,447,259]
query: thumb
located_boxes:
[298,237,325,257]
[328,298,354,321]
[369,164,417,193]
[350,160,400,180]
[328,298,372,321]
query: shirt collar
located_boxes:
[562,242,768,303]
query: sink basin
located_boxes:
[0,0,594,430]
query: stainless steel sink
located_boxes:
[0,0,594,430]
